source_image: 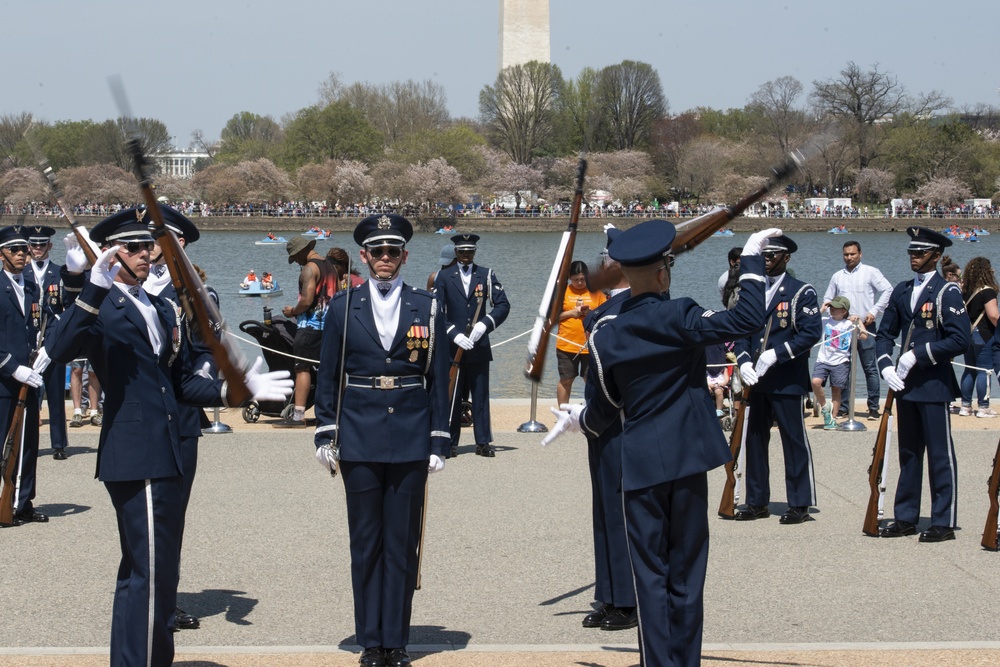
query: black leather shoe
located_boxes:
[53,449,68,460]
[359,647,386,667]
[919,525,956,543]
[734,504,769,521]
[868,408,881,421]
[475,443,495,457]
[174,608,200,630]
[448,444,458,459]
[880,520,916,537]
[582,603,612,628]
[384,648,411,667]
[601,607,638,631]
[779,506,812,524]
[13,510,48,525]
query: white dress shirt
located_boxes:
[460,262,473,296]
[368,276,402,350]
[115,283,165,355]
[823,262,893,320]
[5,270,26,315]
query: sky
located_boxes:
[4,0,998,149]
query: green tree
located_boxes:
[80,118,171,172]
[0,112,34,170]
[281,101,383,169]
[36,120,97,170]
[391,123,488,182]
[215,112,283,163]
[479,61,564,164]
[550,68,606,153]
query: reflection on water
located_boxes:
[49,229,986,400]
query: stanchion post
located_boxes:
[203,406,233,435]
[837,320,867,432]
[518,381,548,433]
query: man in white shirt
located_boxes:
[822,241,892,420]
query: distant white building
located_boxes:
[498,0,550,70]
[154,148,210,179]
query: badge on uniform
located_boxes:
[31,302,40,329]
[47,283,59,307]
[777,301,789,328]
[407,325,428,361]
[474,283,484,300]
[921,302,934,328]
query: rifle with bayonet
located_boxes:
[525,157,587,382]
[718,319,772,518]
[863,323,915,536]
[982,437,1000,551]
[109,77,251,407]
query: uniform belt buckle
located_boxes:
[376,376,397,390]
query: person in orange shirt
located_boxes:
[556,260,606,405]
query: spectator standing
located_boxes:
[556,261,606,405]
[812,296,868,429]
[959,257,999,418]
[718,246,742,306]
[822,241,892,420]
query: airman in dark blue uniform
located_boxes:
[45,211,291,667]
[578,226,636,631]
[733,235,822,525]
[877,227,970,542]
[547,220,776,667]
[0,225,46,525]
[314,214,450,667]
[433,234,510,457]
[23,225,68,460]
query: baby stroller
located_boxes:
[238,314,316,423]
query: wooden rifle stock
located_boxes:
[863,389,895,536]
[0,385,29,526]
[862,323,914,536]
[718,320,771,518]
[447,291,485,415]
[982,437,1000,550]
[525,158,587,382]
[589,152,803,292]
[123,138,251,406]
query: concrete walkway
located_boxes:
[3,400,999,666]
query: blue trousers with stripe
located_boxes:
[744,392,817,508]
[893,400,957,528]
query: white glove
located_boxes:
[62,233,96,273]
[541,403,585,446]
[428,454,445,473]
[32,347,51,375]
[602,223,617,233]
[896,351,917,380]
[469,321,488,344]
[13,365,43,388]
[740,362,758,386]
[194,361,213,380]
[454,333,474,351]
[754,349,778,378]
[315,443,339,474]
[882,367,905,392]
[88,245,122,289]
[243,356,294,402]
[742,227,783,256]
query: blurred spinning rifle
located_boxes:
[862,322,914,537]
[587,151,806,293]
[525,157,587,382]
[718,319,771,519]
[982,437,1000,551]
[109,76,250,406]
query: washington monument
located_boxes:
[498,0,550,71]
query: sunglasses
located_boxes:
[367,246,403,259]
[662,255,676,270]
[762,251,786,261]
[120,241,155,254]
[4,244,29,254]
[29,241,50,248]
[907,248,933,257]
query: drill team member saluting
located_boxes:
[43,212,292,667]
[313,214,450,667]
[877,227,970,542]
[433,233,510,458]
[734,235,822,525]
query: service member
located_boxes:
[578,226,636,631]
[433,234,510,457]
[23,225,69,460]
[733,235,822,524]
[314,214,450,667]
[545,221,776,667]
[45,212,291,667]
[878,227,970,542]
[142,206,209,631]
[0,225,46,525]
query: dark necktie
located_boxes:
[463,265,471,275]
[377,282,391,297]
[35,261,44,270]
[916,275,924,285]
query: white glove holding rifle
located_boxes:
[896,350,917,381]
[882,366,905,392]
[454,333,474,351]
[88,245,121,289]
[468,321,488,344]
[742,228,783,256]
[754,349,778,378]
[32,347,51,376]
[739,362,758,387]
[13,365,43,388]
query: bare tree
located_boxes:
[810,61,949,170]
[0,112,34,170]
[675,137,743,203]
[82,118,171,172]
[317,71,345,107]
[747,76,808,155]
[479,61,563,164]
[341,80,449,147]
[597,61,668,150]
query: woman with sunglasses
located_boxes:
[313,214,450,667]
